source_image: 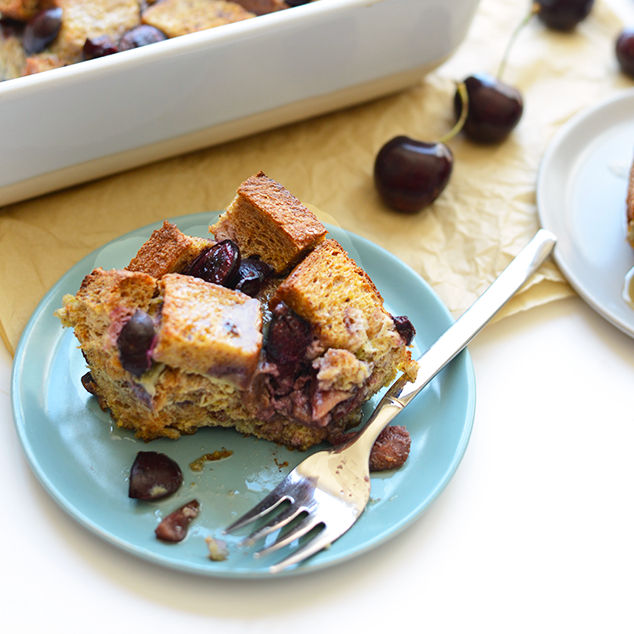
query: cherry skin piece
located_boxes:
[83,35,118,60]
[186,240,241,286]
[616,28,634,78]
[374,135,453,213]
[128,451,183,500]
[233,258,273,297]
[118,25,167,51]
[155,500,200,543]
[454,73,523,144]
[534,0,595,31]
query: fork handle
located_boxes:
[350,229,557,451]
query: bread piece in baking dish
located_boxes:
[0,0,297,79]
[142,0,254,39]
[55,172,417,451]
[0,0,44,21]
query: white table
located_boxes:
[2,294,633,633]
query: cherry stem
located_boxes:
[497,3,540,81]
[438,82,469,145]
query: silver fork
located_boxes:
[224,229,557,573]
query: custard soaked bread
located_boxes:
[55,173,417,450]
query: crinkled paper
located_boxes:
[0,0,629,355]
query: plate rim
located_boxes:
[11,213,476,578]
[537,87,634,338]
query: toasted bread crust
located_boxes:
[270,239,384,351]
[54,268,160,397]
[126,221,213,278]
[210,171,327,273]
[56,267,159,335]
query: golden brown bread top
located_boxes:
[152,273,262,386]
[48,0,142,64]
[55,267,158,343]
[627,157,634,247]
[23,53,64,75]
[142,0,254,38]
[210,171,327,273]
[126,220,213,278]
[270,239,394,352]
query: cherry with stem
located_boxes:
[373,84,468,214]
[373,0,596,214]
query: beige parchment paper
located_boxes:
[0,0,630,355]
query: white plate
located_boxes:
[537,88,634,337]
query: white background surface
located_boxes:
[3,1,634,632]
[2,296,633,633]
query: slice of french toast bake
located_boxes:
[55,172,418,451]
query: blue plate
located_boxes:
[11,213,475,578]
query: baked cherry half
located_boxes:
[23,7,63,55]
[374,135,453,213]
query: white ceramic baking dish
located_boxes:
[0,0,480,206]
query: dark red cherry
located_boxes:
[616,28,634,78]
[392,315,416,346]
[454,73,523,144]
[185,240,241,286]
[266,302,312,366]
[374,135,453,213]
[118,24,167,51]
[534,0,594,31]
[129,451,183,500]
[233,258,273,297]
[83,35,118,60]
[23,7,63,55]
[117,309,156,377]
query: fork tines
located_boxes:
[224,470,359,573]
